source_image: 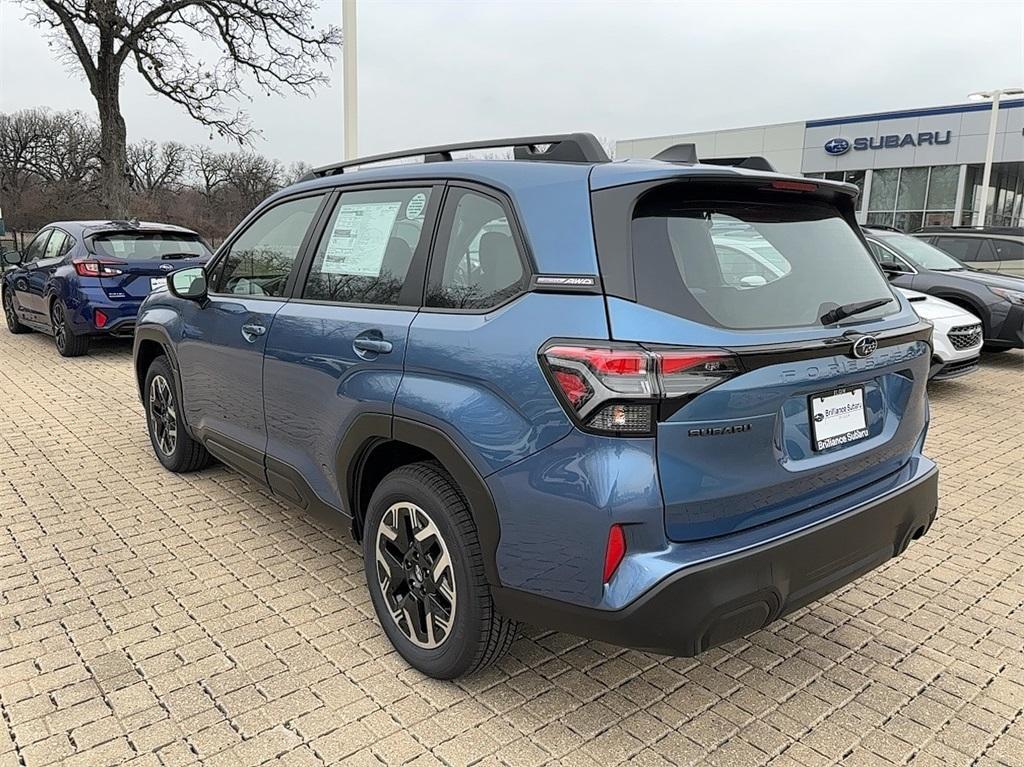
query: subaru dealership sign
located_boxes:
[825,130,953,154]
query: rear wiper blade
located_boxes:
[160,253,197,260]
[819,297,893,325]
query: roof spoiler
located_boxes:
[652,143,776,172]
[304,133,610,179]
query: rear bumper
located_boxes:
[67,289,141,337]
[494,460,938,657]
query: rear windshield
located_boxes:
[89,232,210,261]
[631,190,897,329]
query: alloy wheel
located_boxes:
[374,502,457,649]
[3,292,16,330]
[52,303,66,351]
[149,375,178,456]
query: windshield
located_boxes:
[631,189,897,329]
[90,232,210,261]
[874,231,965,271]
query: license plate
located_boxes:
[809,386,869,451]
[150,277,166,291]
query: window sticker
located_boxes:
[321,201,401,276]
[405,193,427,220]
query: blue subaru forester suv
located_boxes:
[133,134,939,678]
[3,220,210,356]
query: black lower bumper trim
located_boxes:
[493,465,938,657]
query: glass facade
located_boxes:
[961,162,1024,226]
[866,165,960,230]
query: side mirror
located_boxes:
[167,267,208,302]
[878,260,908,275]
[2,250,22,266]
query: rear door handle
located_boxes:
[241,323,266,342]
[353,337,393,355]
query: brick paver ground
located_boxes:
[0,329,1022,767]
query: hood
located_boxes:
[897,288,977,322]
[953,269,1024,290]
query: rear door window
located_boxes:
[992,238,1024,262]
[631,188,896,329]
[302,187,432,306]
[42,230,69,260]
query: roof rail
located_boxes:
[305,133,609,179]
[650,144,776,173]
[862,224,902,232]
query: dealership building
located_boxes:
[616,99,1024,230]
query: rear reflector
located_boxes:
[94,309,108,329]
[603,524,626,583]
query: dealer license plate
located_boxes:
[809,386,869,451]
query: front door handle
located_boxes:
[353,337,393,355]
[241,323,266,342]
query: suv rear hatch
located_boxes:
[86,230,210,298]
[590,174,932,542]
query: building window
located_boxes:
[961,162,1024,226]
[867,165,961,231]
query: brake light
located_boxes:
[74,260,123,277]
[603,524,626,583]
[94,309,108,329]
[769,180,817,192]
[541,344,739,435]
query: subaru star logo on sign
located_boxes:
[824,137,851,156]
[851,335,878,358]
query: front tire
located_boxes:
[363,462,518,678]
[51,300,89,357]
[144,356,212,472]
[3,289,29,334]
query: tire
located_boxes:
[362,461,518,678]
[3,289,30,334]
[51,300,89,357]
[143,355,212,473]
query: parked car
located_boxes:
[913,226,1024,277]
[896,288,982,379]
[863,226,1024,352]
[2,220,211,356]
[134,134,938,678]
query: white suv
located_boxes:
[898,288,982,380]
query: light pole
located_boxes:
[967,87,1023,226]
[342,0,358,159]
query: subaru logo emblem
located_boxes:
[824,138,851,156]
[159,264,174,271]
[851,335,878,359]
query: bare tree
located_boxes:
[128,139,186,193]
[21,0,341,217]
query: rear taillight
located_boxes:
[74,260,123,277]
[541,344,739,435]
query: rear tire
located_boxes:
[51,300,89,357]
[362,462,518,678]
[3,289,29,334]
[144,356,212,472]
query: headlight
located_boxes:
[990,286,1024,306]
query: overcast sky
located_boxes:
[1,0,1022,167]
